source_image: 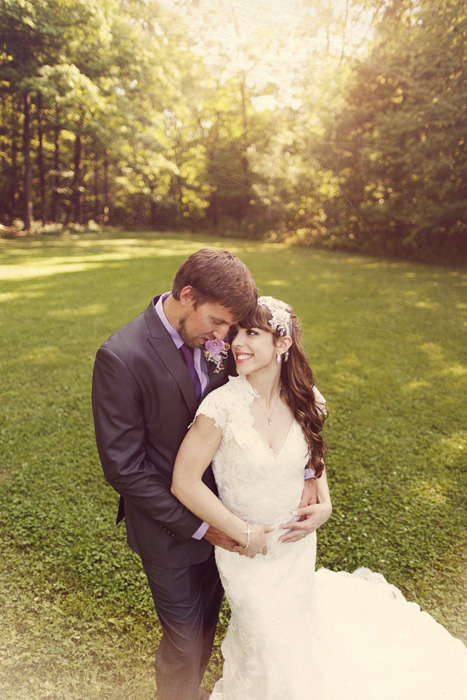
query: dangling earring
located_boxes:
[284,351,289,363]
[276,353,281,364]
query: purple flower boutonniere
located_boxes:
[204,339,230,374]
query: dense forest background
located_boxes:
[0,0,466,263]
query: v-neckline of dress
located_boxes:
[249,416,297,458]
[233,375,297,458]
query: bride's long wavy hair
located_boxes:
[238,300,327,478]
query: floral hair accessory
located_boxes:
[204,339,230,373]
[257,296,292,336]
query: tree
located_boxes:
[0,0,97,228]
[323,0,467,260]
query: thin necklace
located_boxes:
[255,387,282,426]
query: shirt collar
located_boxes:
[154,292,184,350]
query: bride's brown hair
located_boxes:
[238,301,327,478]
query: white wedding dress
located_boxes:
[196,375,467,700]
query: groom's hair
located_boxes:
[172,248,257,321]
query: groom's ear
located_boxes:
[179,286,196,307]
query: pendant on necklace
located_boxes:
[267,418,272,425]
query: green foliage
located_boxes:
[322,0,467,261]
[0,232,466,697]
[0,0,466,257]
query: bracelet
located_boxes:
[240,523,252,550]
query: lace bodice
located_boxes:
[196,375,321,532]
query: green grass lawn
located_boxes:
[1,231,466,699]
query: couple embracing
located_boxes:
[92,249,467,700]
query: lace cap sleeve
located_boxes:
[313,385,328,418]
[194,386,228,432]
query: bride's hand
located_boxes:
[278,503,332,543]
[233,524,275,558]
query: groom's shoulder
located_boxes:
[98,299,155,359]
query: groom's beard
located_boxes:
[178,313,207,349]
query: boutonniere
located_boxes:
[204,339,230,374]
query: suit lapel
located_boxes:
[144,299,198,414]
[205,363,223,395]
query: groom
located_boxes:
[92,248,258,700]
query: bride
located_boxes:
[172,296,467,700]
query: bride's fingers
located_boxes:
[292,505,316,518]
[279,521,306,532]
[278,521,314,541]
[281,532,306,543]
[279,529,301,542]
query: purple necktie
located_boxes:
[180,344,202,400]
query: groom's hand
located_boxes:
[299,478,318,509]
[204,525,239,551]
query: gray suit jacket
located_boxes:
[92,296,233,568]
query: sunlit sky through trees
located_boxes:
[159,0,378,108]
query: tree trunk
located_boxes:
[340,0,350,64]
[51,106,60,222]
[93,158,100,221]
[36,91,46,224]
[173,138,184,226]
[103,155,109,224]
[239,74,250,221]
[79,152,86,224]
[232,10,251,221]
[149,184,157,229]
[325,0,332,56]
[65,131,82,225]
[1,96,18,218]
[208,185,219,227]
[0,95,5,172]
[9,111,19,216]
[23,92,33,231]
